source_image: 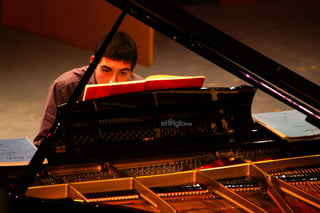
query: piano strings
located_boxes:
[83,183,210,202]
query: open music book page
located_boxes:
[83,75,205,101]
[0,137,47,166]
[253,110,320,142]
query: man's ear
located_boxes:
[90,55,94,63]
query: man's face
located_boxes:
[93,56,133,84]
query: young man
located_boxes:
[33,31,143,145]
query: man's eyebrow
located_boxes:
[101,65,111,70]
[100,65,130,71]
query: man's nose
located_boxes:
[108,73,118,83]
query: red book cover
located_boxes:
[83,75,205,101]
[83,80,145,101]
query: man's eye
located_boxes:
[102,69,110,73]
[120,71,129,76]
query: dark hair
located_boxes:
[94,31,137,70]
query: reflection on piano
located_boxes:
[1,0,320,212]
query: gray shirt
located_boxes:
[33,66,143,145]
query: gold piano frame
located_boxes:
[26,154,320,213]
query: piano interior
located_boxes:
[2,0,320,212]
[25,155,320,212]
[17,87,319,212]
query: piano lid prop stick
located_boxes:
[14,10,128,196]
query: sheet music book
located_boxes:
[83,75,205,101]
[253,110,320,142]
[0,137,46,166]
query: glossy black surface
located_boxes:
[106,0,320,124]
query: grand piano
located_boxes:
[2,0,320,212]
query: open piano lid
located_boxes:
[15,0,320,196]
[106,0,320,125]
